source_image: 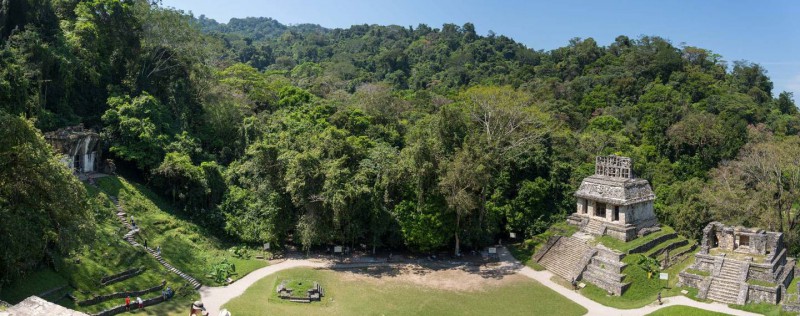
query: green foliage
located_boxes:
[207,258,236,284]
[645,306,729,316]
[0,113,92,288]
[102,92,171,170]
[635,255,661,279]
[5,0,800,270]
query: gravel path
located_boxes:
[198,248,761,316]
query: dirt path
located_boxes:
[198,248,761,316]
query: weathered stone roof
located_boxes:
[43,124,98,141]
[5,296,88,316]
[574,174,655,206]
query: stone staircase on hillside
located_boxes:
[582,219,606,236]
[706,259,744,304]
[536,236,592,281]
[109,196,202,289]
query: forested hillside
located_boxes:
[2,0,799,291]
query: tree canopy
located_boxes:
[2,0,800,290]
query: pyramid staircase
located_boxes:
[706,259,744,304]
[110,196,202,289]
[536,236,592,281]
[582,219,606,236]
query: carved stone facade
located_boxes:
[44,124,102,174]
[567,155,658,241]
[700,221,783,256]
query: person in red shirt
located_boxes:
[125,296,131,311]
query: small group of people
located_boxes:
[162,286,174,300]
[124,295,144,310]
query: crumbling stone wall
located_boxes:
[678,271,704,289]
[747,284,780,304]
[581,247,629,296]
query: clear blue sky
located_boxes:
[162,0,800,98]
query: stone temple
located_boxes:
[44,124,101,174]
[568,155,658,241]
[679,222,796,305]
[533,155,662,296]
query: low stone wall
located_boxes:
[778,261,795,289]
[694,253,716,271]
[662,244,697,269]
[92,295,164,316]
[748,262,778,283]
[783,304,800,313]
[603,223,636,242]
[101,267,145,286]
[678,271,704,289]
[747,284,779,304]
[78,281,165,306]
[628,232,677,254]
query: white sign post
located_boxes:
[509,232,516,239]
[659,273,668,280]
[263,242,270,250]
[334,246,342,253]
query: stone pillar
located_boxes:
[576,198,584,215]
[606,204,613,222]
[588,200,595,217]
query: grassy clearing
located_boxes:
[96,176,267,286]
[731,303,797,316]
[595,226,676,253]
[645,305,729,316]
[224,267,588,316]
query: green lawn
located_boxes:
[731,303,797,316]
[96,176,268,286]
[645,305,729,316]
[224,268,588,316]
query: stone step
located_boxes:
[537,236,590,280]
[709,289,739,297]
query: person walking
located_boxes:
[137,296,144,310]
[125,296,131,311]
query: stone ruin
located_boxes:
[44,124,103,174]
[5,296,88,316]
[532,155,663,296]
[679,222,796,305]
[568,155,658,241]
